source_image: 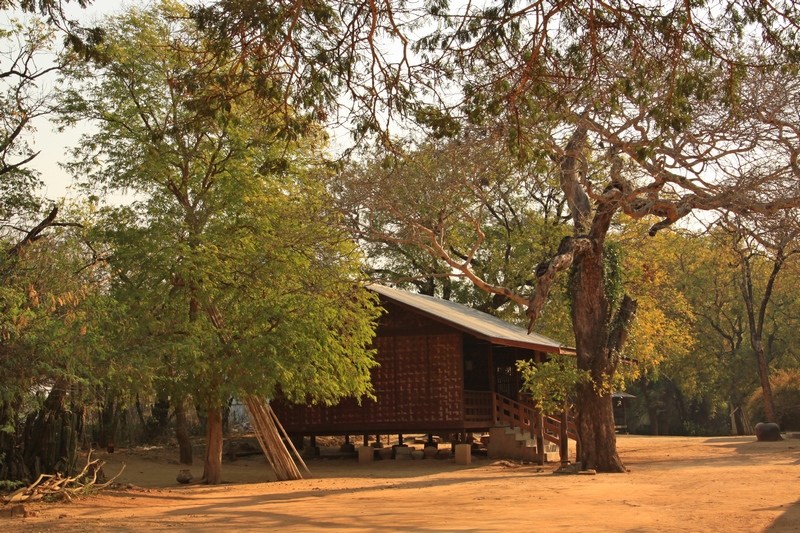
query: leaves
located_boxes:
[61,1,381,411]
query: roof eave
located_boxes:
[377,291,567,354]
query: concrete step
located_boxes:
[543,450,560,462]
[488,426,566,463]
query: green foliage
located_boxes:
[0,479,25,493]
[517,355,589,415]
[748,369,800,431]
[59,1,380,413]
[603,241,625,315]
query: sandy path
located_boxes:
[7,435,800,532]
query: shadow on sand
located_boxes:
[764,498,800,532]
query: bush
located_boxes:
[747,369,800,431]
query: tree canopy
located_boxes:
[55,0,381,483]
[1,0,799,481]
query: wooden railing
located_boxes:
[462,390,579,463]
[493,393,536,433]
[485,391,579,464]
[464,390,494,423]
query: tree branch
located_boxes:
[7,206,59,256]
[526,235,594,331]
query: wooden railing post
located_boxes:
[534,407,544,466]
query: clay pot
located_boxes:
[176,469,193,484]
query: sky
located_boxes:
[23,0,363,204]
[23,1,143,201]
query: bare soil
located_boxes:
[6,434,800,532]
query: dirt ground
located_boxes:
[5,434,800,532]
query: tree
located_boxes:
[193,0,800,471]
[0,201,124,481]
[341,127,572,327]
[720,213,800,424]
[60,1,380,484]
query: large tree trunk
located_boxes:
[570,239,629,473]
[202,406,223,484]
[575,382,625,471]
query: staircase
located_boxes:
[487,426,561,462]
[473,391,578,464]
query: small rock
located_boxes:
[377,448,393,460]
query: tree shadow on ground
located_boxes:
[763,499,800,532]
[702,436,800,458]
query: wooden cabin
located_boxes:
[272,285,577,455]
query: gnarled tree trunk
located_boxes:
[527,128,638,472]
[569,238,630,472]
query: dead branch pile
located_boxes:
[244,397,310,481]
[1,452,125,504]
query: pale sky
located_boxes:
[27,1,152,202]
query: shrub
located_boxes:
[747,369,800,431]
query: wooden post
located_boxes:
[363,434,369,446]
[560,407,569,466]
[533,351,545,465]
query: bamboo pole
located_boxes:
[244,398,282,478]
[244,397,302,481]
[268,403,312,478]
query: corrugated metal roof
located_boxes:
[369,284,572,353]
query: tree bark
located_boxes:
[569,231,631,472]
[175,399,193,465]
[202,405,223,484]
[753,339,777,422]
[575,382,625,471]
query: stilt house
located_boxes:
[271,284,578,460]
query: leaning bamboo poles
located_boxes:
[244,397,310,481]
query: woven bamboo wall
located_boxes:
[272,300,466,434]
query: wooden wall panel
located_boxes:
[272,327,467,433]
[428,333,463,421]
